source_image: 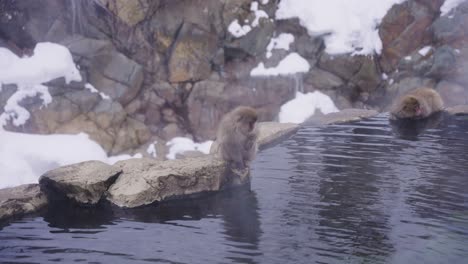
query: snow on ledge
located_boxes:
[441,0,465,16]
[0,42,82,129]
[146,142,158,158]
[228,1,269,38]
[418,46,432,56]
[166,137,213,160]
[276,0,404,55]
[279,91,339,124]
[0,131,106,189]
[0,42,82,86]
[266,33,295,58]
[0,130,147,189]
[251,52,310,76]
[228,19,252,38]
[85,83,111,100]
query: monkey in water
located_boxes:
[390,87,444,120]
[211,106,259,170]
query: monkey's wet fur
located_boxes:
[390,87,444,120]
[211,106,259,171]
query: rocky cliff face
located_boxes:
[1,0,467,157]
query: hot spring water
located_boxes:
[1,113,468,263]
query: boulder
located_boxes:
[307,109,380,125]
[55,115,115,154]
[168,22,218,83]
[106,156,245,208]
[0,184,47,221]
[318,53,363,81]
[379,1,435,71]
[318,54,381,96]
[436,81,468,107]
[89,50,144,106]
[226,18,275,58]
[294,34,324,60]
[97,0,152,26]
[222,0,251,28]
[349,57,382,94]
[446,105,468,115]
[432,2,468,45]
[29,96,81,133]
[257,122,299,150]
[415,0,445,14]
[425,45,457,78]
[304,68,344,91]
[424,47,468,86]
[39,161,121,205]
[111,118,151,155]
[61,35,113,59]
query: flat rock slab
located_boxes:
[446,105,468,115]
[39,161,121,205]
[0,184,47,221]
[257,122,299,150]
[106,157,232,208]
[307,109,380,125]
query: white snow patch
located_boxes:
[0,130,144,189]
[418,46,432,56]
[382,73,388,80]
[0,42,82,128]
[266,33,295,58]
[404,56,412,61]
[228,19,252,38]
[107,153,143,165]
[276,0,404,55]
[0,131,107,189]
[279,91,339,124]
[85,83,111,100]
[251,2,269,27]
[0,84,52,127]
[166,137,213,160]
[227,1,269,38]
[146,142,158,158]
[0,42,81,86]
[441,0,465,16]
[261,0,269,4]
[251,52,310,76]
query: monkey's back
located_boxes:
[409,87,444,112]
[214,107,259,166]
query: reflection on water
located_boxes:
[1,114,468,264]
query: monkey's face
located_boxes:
[400,97,422,118]
[238,114,257,134]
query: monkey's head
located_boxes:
[399,96,423,118]
[235,106,258,135]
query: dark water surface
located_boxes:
[1,114,468,264]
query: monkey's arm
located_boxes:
[222,140,245,168]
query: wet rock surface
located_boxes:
[39,161,121,205]
[106,157,228,208]
[257,122,299,150]
[0,184,47,221]
[307,109,380,125]
[446,105,468,115]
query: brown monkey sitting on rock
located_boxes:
[390,87,444,119]
[210,106,259,171]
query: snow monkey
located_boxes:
[211,106,259,170]
[390,87,444,119]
